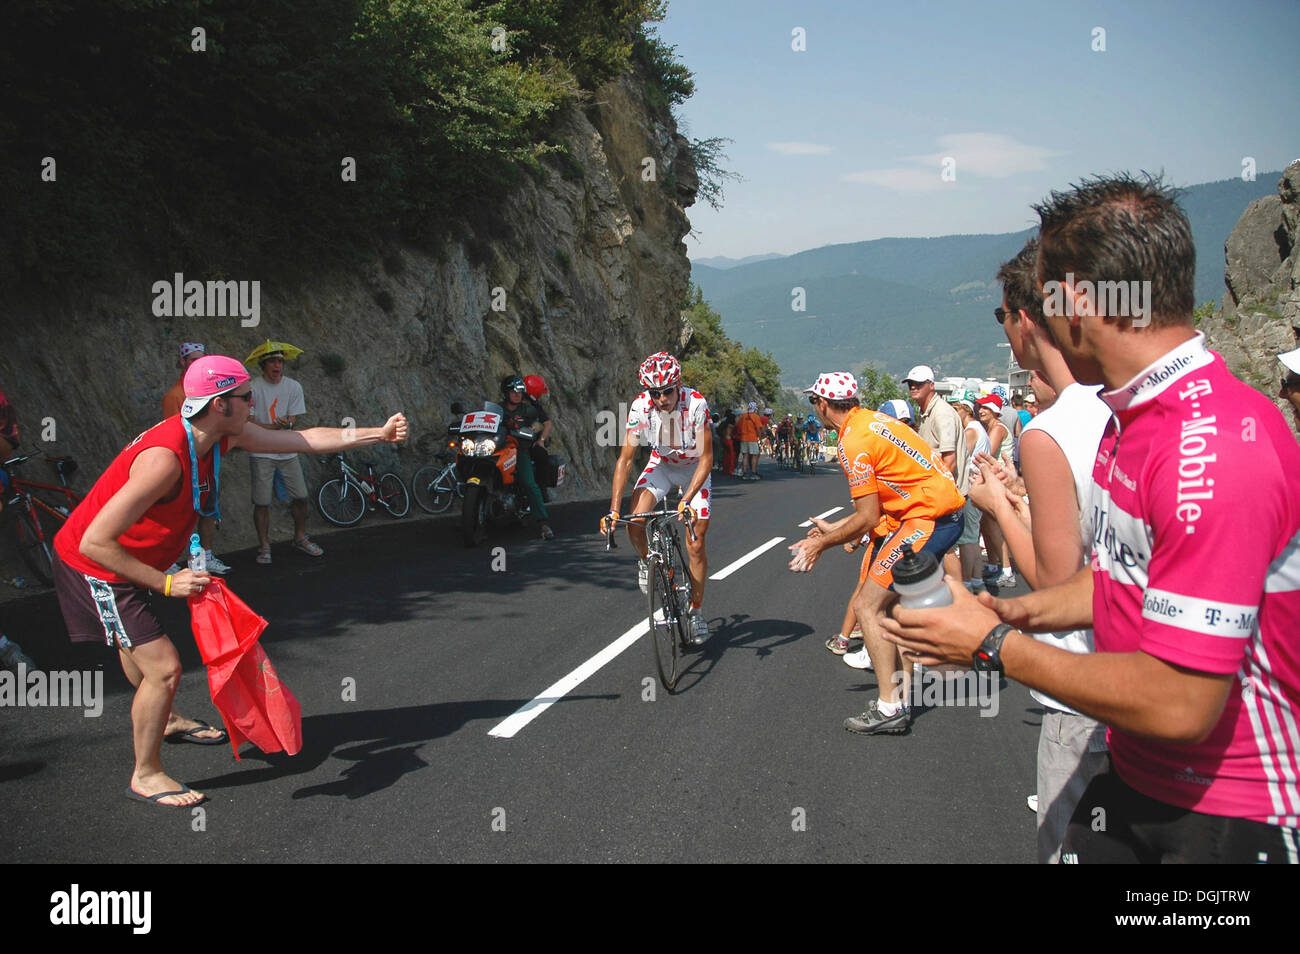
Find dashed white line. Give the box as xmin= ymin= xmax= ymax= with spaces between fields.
xmin=709 ymin=536 xmax=788 ymax=580
xmin=799 ymin=506 xmax=843 ymax=528
xmin=488 ymin=618 xmax=649 ymax=739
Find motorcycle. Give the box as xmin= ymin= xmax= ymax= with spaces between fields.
xmin=454 ymin=401 xmax=566 ymax=547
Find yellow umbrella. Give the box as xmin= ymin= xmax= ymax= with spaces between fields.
xmin=244 ymin=339 xmax=305 ymax=367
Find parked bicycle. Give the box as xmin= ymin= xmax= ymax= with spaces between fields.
xmin=2 ymin=447 xmax=83 ymax=585
xmin=316 ymin=454 xmax=410 ymax=526
xmin=604 ymin=500 xmax=698 ymax=692
xmin=410 ymin=452 xmax=464 ymax=514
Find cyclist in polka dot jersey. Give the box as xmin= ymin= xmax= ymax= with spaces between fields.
xmin=602 ymin=352 xmax=715 ymax=645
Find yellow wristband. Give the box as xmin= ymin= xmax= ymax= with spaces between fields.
xmin=164 ymin=574 xmax=173 ymax=597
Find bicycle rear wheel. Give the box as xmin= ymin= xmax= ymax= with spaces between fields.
xmin=377 ymin=473 xmax=410 ymax=517
xmin=13 ymin=505 xmax=55 ymax=585
xmin=317 ymin=478 xmax=366 ymax=526
xmin=413 ymin=464 xmax=456 ymax=514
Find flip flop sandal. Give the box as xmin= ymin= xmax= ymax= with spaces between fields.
xmin=256 ymin=546 xmax=272 ymax=564
xmin=164 ymin=719 xmax=228 ymax=745
xmin=125 ymin=784 xmax=207 ymax=807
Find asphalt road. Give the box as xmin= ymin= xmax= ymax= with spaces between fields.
xmin=0 ymin=459 xmax=1041 ymax=863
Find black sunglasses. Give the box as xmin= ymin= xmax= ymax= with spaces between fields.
xmin=225 ymin=390 xmax=254 ymax=403
xmin=994 ymin=307 xmax=1013 ymax=324
xmin=647 ymin=387 xmax=676 ymax=399
xmin=807 ymin=395 xmax=821 ymax=407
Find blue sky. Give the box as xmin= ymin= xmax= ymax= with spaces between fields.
xmin=657 ymin=0 xmax=1300 ymax=260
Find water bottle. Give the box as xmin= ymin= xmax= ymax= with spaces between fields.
xmin=891 ymin=543 xmax=959 ymax=677
xmin=187 ymin=533 xmax=205 ymax=574
xmin=891 ymin=543 xmax=952 ymax=609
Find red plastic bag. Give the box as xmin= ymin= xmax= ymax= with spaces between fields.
xmin=189 ymin=578 xmax=302 ymax=759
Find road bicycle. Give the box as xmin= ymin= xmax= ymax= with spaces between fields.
xmin=316 ymin=454 xmax=410 ymax=526
xmin=2 ymin=448 xmax=83 ymax=585
xmin=410 ymin=453 xmax=464 ymax=514
xmin=605 ymin=501 xmax=698 ymax=692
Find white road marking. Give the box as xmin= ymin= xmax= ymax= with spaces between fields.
xmin=799 ymin=506 xmax=843 ymax=528
xmin=709 ymin=536 xmax=787 ymax=580
xmin=488 ymin=618 xmax=649 ymax=739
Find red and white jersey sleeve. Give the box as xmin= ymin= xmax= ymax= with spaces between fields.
xmin=1090 ymin=334 xmax=1300 ymax=825
xmin=625 ymin=388 xmax=710 ymax=465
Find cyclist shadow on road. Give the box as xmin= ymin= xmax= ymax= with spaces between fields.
xmin=670 ymin=613 xmax=814 ymax=694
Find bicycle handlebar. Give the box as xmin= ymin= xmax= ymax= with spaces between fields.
xmin=603 ymin=501 xmax=698 ymax=550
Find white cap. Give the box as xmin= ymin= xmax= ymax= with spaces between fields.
xmin=903 ymin=365 xmax=935 ymax=384
xmin=1280 ymin=347 xmax=1300 ymax=375
xmin=748 ymin=402 xmax=758 ymax=412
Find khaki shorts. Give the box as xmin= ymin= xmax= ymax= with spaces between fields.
xmin=250 ymin=455 xmax=308 ymax=506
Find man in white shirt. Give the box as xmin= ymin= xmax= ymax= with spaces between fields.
xmin=247 ymin=346 xmax=321 ymax=563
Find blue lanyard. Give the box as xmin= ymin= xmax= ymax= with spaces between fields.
xmin=181 ymin=418 xmax=221 ymax=520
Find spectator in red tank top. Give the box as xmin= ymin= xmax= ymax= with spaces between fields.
xmin=53 ymin=356 xmax=407 ymax=808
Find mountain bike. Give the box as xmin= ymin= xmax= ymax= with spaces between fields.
xmin=3 ymin=448 xmax=83 ymax=585
xmin=411 ymin=453 xmax=464 ymax=514
xmin=316 ymin=455 xmax=410 ymax=526
xmin=605 ymin=501 xmax=698 ymax=692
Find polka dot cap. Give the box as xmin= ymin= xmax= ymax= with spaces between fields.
xmin=803 ymin=372 xmax=859 ymax=401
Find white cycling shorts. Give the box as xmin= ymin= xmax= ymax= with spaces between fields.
xmin=632 ymin=456 xmax=712 ymax=520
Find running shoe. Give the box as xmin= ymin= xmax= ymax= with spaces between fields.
xmin=689 ymin=610 xmax=709 ymax=646
xmin=998 ymin=570 xmax=1017 ymax=586
xmin=826 ymin=634 xmax=852 ymax=655
xmin=844 ymin=699 xmax=911 ymax=735
xmin=637 ymin=559 xmax=648 ymax=594
xmin=843 ymin=648 xmax=874 ymax=670
xmin=0 ymin=639 xmax=35 ymax=672
xmin=204 ymin=551 xmax=231 ymax=575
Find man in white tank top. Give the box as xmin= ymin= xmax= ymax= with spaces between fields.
xmin=978 ymin=240 xmax=1112 ymax=862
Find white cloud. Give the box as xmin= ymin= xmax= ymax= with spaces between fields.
xmin=841 ymin=167 xmax=952 ymax=192
xmin=910 ymin=133 xmax=1061 ymax=178
xmin=766 ymin=141 xmax=833 ymax=155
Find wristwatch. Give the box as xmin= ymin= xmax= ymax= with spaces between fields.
xmin=973 ymin=623 xmax=1014 ymax=672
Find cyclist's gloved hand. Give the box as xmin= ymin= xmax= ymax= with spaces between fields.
xmin=677 ymin=502 xmax=696 ymax=523
xmin=600 ymin=510 xmax=619 ymax=534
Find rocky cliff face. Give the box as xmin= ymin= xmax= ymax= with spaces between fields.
xmin=1203 ymin=160 xmax=1300 ymax=424
xmin=0 ymin=67 xmax=696 ymax=571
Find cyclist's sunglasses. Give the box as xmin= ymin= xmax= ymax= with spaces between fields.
xmin=994 ymin=307 xmax=1013 ymax=324
xmin=808 ymin=395 xmax=821 ymax=407
xmin=647 ymin=386 xmax=676 ymax=398
xmin=225 ymin=389 xmax=254 ymax=403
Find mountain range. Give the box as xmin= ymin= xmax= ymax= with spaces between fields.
xmin=691 ymin=173 xmax=1284 ymax=385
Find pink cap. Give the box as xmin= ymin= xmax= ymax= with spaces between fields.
xmin=181 ymin=355 xmax=251 ymax=418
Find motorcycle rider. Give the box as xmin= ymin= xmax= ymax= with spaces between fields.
xmin=500 ymin=374 xmax=554 ymax=540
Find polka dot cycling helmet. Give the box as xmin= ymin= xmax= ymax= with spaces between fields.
xmin=638 ymin=352 xmax=682 ymax=389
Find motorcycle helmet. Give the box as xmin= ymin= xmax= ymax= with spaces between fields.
xmin=524 ymin=374 xmax=549 ymax=398
xmin=500 ymin=374 xmax=526 ymax=398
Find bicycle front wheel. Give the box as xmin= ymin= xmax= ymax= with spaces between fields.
xmin=377 ymin=473 xmax=410 ymax=517
xmin=413 ymin=464 xmax=455 ymax=514
xmin=317 ymin=478 xmax=366 ymax=526
xmin=13 ymin=506 xmax=55 ymax=585
xmin=647 ymin=554 xmax=681 ymax=692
